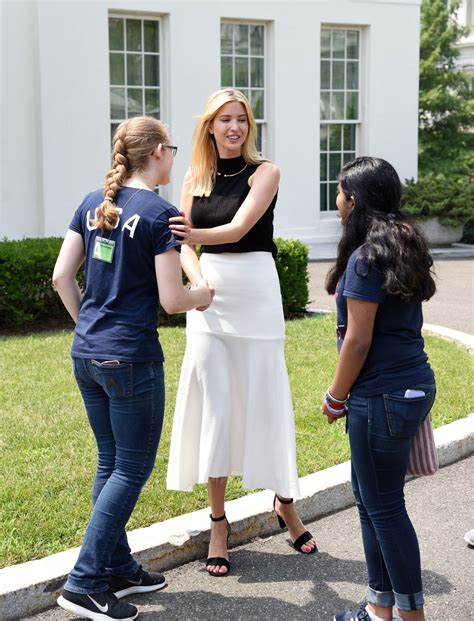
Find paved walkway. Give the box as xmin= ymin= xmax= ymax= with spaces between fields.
xmin=24 ymin=457 xmax=474 ymax=620
xmin=308 ymin=258 xmax=473 ymax=335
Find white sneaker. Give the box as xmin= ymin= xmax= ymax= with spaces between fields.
xmin=464 ymin=529 xmax=474 ymax=546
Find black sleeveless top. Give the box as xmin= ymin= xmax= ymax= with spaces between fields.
xmin=191 ymin=155 xmax=278 ymax=258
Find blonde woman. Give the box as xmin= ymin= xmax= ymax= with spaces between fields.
xmin=167 ymin=89 xmax=317 ymax=577
xmin=53 ymin=116 xmax=212 ymax=621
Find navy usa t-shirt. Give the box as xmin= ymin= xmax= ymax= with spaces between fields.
xmin=69 ymin=187 xmax=180 ymax=362
xmin=335 ymin=247 xmax=434 ymax=396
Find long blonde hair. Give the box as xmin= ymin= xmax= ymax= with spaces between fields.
xmin=93 ymin=116 xmax=168 ymax=230
xmin=189 ymin=89 xmax=263 ymax=197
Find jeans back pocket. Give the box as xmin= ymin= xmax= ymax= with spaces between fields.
xmin=383 ymin=391 xmax=434 ymax=438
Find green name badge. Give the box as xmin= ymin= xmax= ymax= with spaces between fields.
xmin=93 ymin=236 xmax=115 ymax=263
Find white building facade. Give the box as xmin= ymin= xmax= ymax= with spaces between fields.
xmin=1 ymin=0 xmax=422 ymax=258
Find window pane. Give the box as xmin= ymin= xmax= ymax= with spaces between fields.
xmin=329 ymin=124 xmax=342 ymax=150
xmin=320 ymin=183 xmax=328 ymax=211
xmin=145 ymin=89 xmax=160 ymax=117
xmin=320 ymin=60 xmax=330 ymax=90
xmin=221 ymin=56 xmax=233 ymax=86
xmin=251 ymin=89 xmax=264 ymax=119
xmin=343 ymin=124 xmax=356 ymax=150
xmin=235 ymin=57 xmax=249 ymax=87
xmin=109 ymin=18 xmax=124 ymax=51
xmin=110 ymin=88 xmax=126 ymax=119
xmin=330 ymin=153 xmax=342 ymax=180
xmin=328 ymin=183 xmax=338 ymax=210
xmin=343 ymin=151 xmax=355 ymax=165
xmin=250 ymin=25 xmax=264 ymax=55
xmin=346 ymin=92 xmax=359 ymax=120
xmin=251 ymin=57 xmax=264 ymax=87
xmin=256 ymin=122 xmax=263 ymax=153
xmin=126 ymin=19 xmax=142 ymax=52
xmin=144 ymin=21 xmax=159 ymax=53
xmin=127 ymin=54 xmax=142 ymax=86
xmin=332 ymin=60 xmax=345 ymax=90
xmin=320 ymin=153 xmax=328 ymax=181
xmin=235 ymin=24 xmax=249 ymax=54
xmin=320 ymin=92 xmax=330 ymax=120
xmin=331 ymin=92 xmax=345 ymax=119
xmin=127 ymin=88 xmax=143 ymax=116
xmin=144 ymin=55 xmax=159 ymax=86
xmin=111 ymin=122 xmax=120 ymax=145
xmin=332 ymin=31 xmax=345 ymax=58
xmin=110 ymin=53 xmax=124 ymax=85
xmin=221 ymin=23 xmax=233 ymax=54
xmin=321 ymin=29 xmax=331 ymax=58
xmin=239 ymin=89 xmax=249 ymax=101
xmin=320 ymin=124 xmax=328 ymax=151
xmin=346 ymin=61 xmax=359 ymax=90
xmin=346 ymin=30 xmax=359 ymax=59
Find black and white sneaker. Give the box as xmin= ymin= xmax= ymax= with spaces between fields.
xmin=57 ymin=587 xmax=138 ymax=620
xmin=110 ymin=565 xmax=167 ymax=599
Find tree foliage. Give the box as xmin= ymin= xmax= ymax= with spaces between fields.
xmin=419 ymin=0 xmax=474 ymax=176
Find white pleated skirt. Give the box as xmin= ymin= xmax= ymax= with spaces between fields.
xmin=166 ymin=252 xmax=301 ymax=499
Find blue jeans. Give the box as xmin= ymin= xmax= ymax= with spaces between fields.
xmin=65 ymin=357 xmax=165 ymax=594
xmin=347 ymin=383 xmax=436 ymax=612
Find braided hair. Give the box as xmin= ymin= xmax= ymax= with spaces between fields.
xmin=93 ymin=116 xmax=168 ymax=230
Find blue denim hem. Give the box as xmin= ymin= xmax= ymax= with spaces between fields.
xmin=367 ymin=586 xmax=395 ymax=607
xmin=393 ymin=589 xmax=424 ymax=611
xmin=63 ymin=581 xmax=110 ymax=595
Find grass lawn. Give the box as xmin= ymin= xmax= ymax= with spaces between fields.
xmin=0 ymin=314 xmax=472 ymax=568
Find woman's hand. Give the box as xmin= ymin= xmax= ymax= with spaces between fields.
xmin=169 ymin=211 xmax=194 ymax=245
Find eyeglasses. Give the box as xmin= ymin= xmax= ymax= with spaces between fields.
xmin=163 ymin=145 xmax=178 ymax=157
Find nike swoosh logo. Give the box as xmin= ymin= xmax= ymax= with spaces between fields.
xmin=88 ymin=595 xmax=108 ymax=613
xmin=127 ymin=578 xmax=142 ymax=585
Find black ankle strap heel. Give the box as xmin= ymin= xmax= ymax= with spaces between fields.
xmin=206 ymin=513 xmax=231 ymax=577
xmin=273 ymin=494 xmax=318 ymax=554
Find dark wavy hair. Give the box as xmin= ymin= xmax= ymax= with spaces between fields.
xmin=325 ymin=157 xmax=436 ymax=302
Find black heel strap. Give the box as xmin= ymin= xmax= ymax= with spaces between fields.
xmin=275 ymin=495 xmax=294 ymax=505
xmin=210 ymin=513 xmax=226 ymax=522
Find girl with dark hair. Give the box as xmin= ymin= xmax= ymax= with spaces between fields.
xmin=323 ymin=157 xmax=436 ymax=621
xmin=53 ymin=116 xmax=213 ymax=621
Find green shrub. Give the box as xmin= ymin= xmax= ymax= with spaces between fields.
xmin=401 ymin=174 xmax=474 ymax=228
xmin=0 ymin=237 xmax=309 ymax=329
xmin=0 ymin=238 xmax=76 ymax=328
xmin=461 ymin=217 xmax=474 ymax=244
xmin=274 ymin=237 xmax=309 ymax=316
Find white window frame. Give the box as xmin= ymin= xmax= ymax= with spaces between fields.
xmin=108 ymin=13 xmax=163 ymax=140
xmin=319 ymin=26 xmax=363 ymax=216
xmin=220 ymin=19 xmax=270 ymax=156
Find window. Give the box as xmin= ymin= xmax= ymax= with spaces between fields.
xmin=108 ymin=16 xmax=161 ymax=142
xmin=320 ymin=28 xmax=361 ymax=212
xmin=221 ymin=22 xmax=266 ymax=153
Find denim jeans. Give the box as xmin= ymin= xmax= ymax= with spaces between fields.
xmin=65 ymin=357 xmax=165 ymax=594
xmin=347 ymin=383 xmax=436 ymax=612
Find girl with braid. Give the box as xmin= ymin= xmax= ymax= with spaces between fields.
xmin=53 ymin=116 xmax=213 ymax=621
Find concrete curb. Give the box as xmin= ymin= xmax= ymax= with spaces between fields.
xmin=1 ymin=324 xmax=473 ymax=620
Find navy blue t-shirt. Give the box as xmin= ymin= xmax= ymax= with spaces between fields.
xmin=335 ymin=247 xmax=434 ymax=396
xmin=69 ymin=187 xmax=180 ymax=362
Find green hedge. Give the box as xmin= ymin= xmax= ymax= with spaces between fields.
xmin=0 ymin=237 xmax=309 ymax=329
xmin=401 ymin=174 xmax=474 ymax=228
